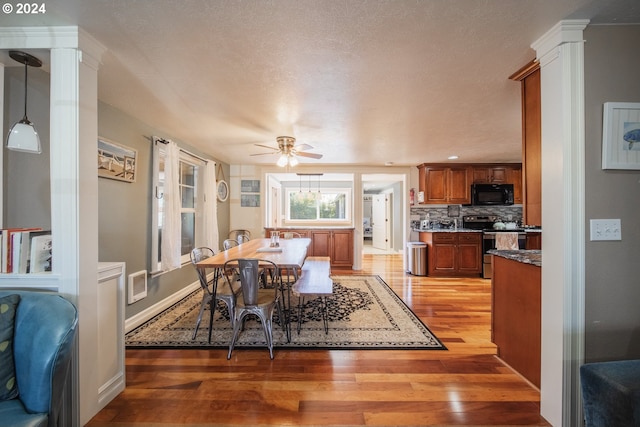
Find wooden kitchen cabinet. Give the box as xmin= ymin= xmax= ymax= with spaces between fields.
xmin=472 ymin=166 xmax=507 ymax=183
xmin=419 ymin=232 xmax=482 ymax=277
xmin=526 ymin=232 xmax=542 ymax=250
xmin=418 ymin=163 xmax=522 ymax=205
xmin=510 ymin=60 xmax=541 ymax=225
xmin=418 ymin=164 xmax=472 ymax=204
xmin=264 ymin=228 xmax=354 ymax=268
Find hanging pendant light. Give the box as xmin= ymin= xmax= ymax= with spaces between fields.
xmin=6 ymin=50 xmax=43 ymax=154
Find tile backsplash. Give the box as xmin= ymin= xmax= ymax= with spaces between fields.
xmin=410 ymin=205 xmax=523 ymax=224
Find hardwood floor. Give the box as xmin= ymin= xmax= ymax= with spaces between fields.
xmin=87 ymin=254 xmax=550 ymax=426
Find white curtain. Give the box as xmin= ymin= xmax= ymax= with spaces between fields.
xmin=203 ymin=161 xmax=220 ymax=252
xmin=161 ymin=140 xmax=182 ymax=271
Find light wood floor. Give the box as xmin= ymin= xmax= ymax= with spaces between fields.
xmin=87 ymin=254 xmax=550 ymax=427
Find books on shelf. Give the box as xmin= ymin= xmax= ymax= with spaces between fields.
xmin=0 ymin=228 xmax=51 ymax=273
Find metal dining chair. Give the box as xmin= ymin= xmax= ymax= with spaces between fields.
xmin=224 ymin=258 xmax=283 ymax=359
xmin=223 ymin=238 xmax=239 ymax=251
xmin=229 ymin=229 xmax=251 ymax=243
xmin=190 ymin=247 xmax=241 ymax=343
xmin=236 ymin=233 xmax=251 ymax=244
xmin=281 ymin=231 xmax=302 ymax=239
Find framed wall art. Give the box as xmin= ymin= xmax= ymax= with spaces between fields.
xmin=241 ymin=194 xmax=260 ymax=207
xmin=602 ymin=102 xmax=640 ymax=170
xmin=98 ymin=137 xmax=137 ymax=182
xmin=241 ymin=179 xmax=260 ymax=193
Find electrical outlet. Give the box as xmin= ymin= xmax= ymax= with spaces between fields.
xmin=590 ymin=219 xmax=622 ymax=241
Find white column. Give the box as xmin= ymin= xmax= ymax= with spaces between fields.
xmin=531 ymin=19 xmax=588 ymax=427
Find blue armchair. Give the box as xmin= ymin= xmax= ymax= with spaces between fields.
xmin=0 ymin=291 xmax=78 ymax=427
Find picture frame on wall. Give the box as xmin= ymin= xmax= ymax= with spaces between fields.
xmin=98 ymin=137 xmax=138 ymax=182
xmin=241 ymin=194 xmax=260 ymax=207
xmin=602 ymin=102 xmax=640 ymax=170
xmin=241 ymin=179 xmax=260 ymax=193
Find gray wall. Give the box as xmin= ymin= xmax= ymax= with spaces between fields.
xmin=3 ymin=66 xmax=51 ymax=229
xmin=584 ymin=24 xmax=640 ymax=362
xmin=98 ymin=102 xmax=230 ymax=319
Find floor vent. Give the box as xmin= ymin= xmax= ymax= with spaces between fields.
xmin=128 ymin=270 xmax=147 ymax=304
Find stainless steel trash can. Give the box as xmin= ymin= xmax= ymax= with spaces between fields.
xmin=406 ymin=242 xmax=427 ymax=276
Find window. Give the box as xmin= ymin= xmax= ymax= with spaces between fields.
xmin=286 ymin=188 xmax=351 ymax=222
xmin=151 ymin=140 xmax=206 ymax=273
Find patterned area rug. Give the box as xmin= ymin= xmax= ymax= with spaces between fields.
xmin=125 ymin=275 xmax=446 ymax=350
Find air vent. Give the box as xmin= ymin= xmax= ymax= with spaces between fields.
xmin=128 ymin=270 xmax=147 ymax=304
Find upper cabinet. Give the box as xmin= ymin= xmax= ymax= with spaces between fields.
xmin=510 ymin=60 xmax=541 ymax=225
xmin=417 ymin=163 xmax=522 ymax=205
xmin=419 ymin=165 xmax=472 ymax=204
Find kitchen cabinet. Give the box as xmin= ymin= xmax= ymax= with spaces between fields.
xmin=418 ymin=163 xmax=522 ymax=205
xmin=492 ymin=253 xmax=541 ymax=387
xmin=506 ymin=165 xmax=523 ymax=204
xmin=419 ymin=232 xmax=482 ymax=277
xmin=418 ymin=164 xmax=472 ymax=204
xmin=510 ymin=60 xmax=541 ymax=225
xmin=526 ymin=232 xmax=542 ymax=250
xmin=264 ymin=228 xmax=354 ymax=268
xmin=473 ymin=166 xmax=507 ymax=183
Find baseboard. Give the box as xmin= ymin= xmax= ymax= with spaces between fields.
xmin=125 ymin=281 xmax=200 ymax=333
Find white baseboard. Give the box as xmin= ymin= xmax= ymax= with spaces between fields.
xmin=124 ymin=281 xmax=200 ymax=333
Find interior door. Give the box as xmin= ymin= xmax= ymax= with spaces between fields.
xmin=372 ymin=194 xmax=390 ymax=250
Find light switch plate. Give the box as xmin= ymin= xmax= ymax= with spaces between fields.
xmin=590 ymin=219 xmax=622 ymax=241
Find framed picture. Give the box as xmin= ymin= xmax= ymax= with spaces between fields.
xmin=241 ymin=179 xmax=260 ymax=193
xmin=98 ymin=137 xmax=137 ymax=182
xmin=602 ymin=102 xmax=640 ymax=170
xmin=241 ymin=194 xmax=260 ymax=207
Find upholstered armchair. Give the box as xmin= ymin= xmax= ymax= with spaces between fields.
xmin=0 ymin=290 xmax=78 ymax=427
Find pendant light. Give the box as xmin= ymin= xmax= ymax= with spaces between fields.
xmin=6 ymin=50 xmax=43 ymax=154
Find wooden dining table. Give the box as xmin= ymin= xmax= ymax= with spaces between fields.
xmin=196 ymin=237 xmax=311 ymax=341
xmin=196 ymin=237 xmax=311 ymax=270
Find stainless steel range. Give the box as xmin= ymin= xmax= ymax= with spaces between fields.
xmin=462 ymin=215 xmax=526 ymax=279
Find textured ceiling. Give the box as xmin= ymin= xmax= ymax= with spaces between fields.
xmin=1 ymin=0 xmax=639 ymax=167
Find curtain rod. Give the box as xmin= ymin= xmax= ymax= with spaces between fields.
xmin=154 ymin=137 xmax=209 ymax=164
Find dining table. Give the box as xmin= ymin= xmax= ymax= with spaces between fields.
xmin=196 ymin=237 xmax=311 ymax=341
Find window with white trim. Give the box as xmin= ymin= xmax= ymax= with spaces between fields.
xmin=285 ymin=188 xmax=351 ymax=222
xmin=150 ymin=141 xmax=206 ymax=273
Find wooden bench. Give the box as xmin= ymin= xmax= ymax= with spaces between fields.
xmin=292 ymin=256 xmax=333 ymax=334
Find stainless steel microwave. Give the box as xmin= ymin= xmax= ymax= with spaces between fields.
xmin=471 ymin=183 xmax=514 ymax=206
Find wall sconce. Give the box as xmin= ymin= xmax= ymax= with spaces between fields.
xmin=6 ymin=50 xmax=43 ymax=154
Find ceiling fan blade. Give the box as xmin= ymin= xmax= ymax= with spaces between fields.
xmin=294 ymin=143 xmax=314 ymax=151
xmin=295 ymin=152 xmax=323 ymax=159
xmin=254 ymin=143 xmax=279 ymax=151
xmin=250 ymin=152 xmax=277 ymax=156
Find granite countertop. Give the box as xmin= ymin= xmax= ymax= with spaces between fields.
xmin=413 ymin=228 xmax=482 ymax=233
xmin=488 ymin=249 xmax=541 ymax=267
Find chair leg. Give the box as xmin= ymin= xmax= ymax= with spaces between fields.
xmin=208 ymin=297 xmax=216 ymax=344
xmin=256 ymin=309 xmax=275 ymax=359
xmin=227 ymin=311 xmax=245 ymax=359
xmin=192 ymin=295 xmax=209 ymax=340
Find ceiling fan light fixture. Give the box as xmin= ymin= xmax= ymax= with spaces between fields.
xmin=288 ymin=155 xmax=299 ymax=167
xmin=6 ymin=50 xmax=43 ymax=154
xmin=277 ymin=154 xmax=289 ymax=167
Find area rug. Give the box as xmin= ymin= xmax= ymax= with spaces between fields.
xmin=125 ymin=275 xmax=446 ymax=350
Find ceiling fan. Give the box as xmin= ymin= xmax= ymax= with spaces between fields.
xmin=251 ymin=136 xmax=323 ymax=167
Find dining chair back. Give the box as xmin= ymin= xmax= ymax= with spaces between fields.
xmin=223 ymin=239 xmax=239 ymax=250
xmin=237 ymin=234 xmax=251 ymax=244
xmin=224 ymin=258 xmax=283 ymax=359
xmin=190 ymin=247 xmax=241 ymax=343
xmin=229 ymin=229 xmax=251 ymax=243
xmin=281 ymin=231 xmax=302 ymax=239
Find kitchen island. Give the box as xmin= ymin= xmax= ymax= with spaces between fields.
xmin=418 ymin=229 xmax=483 ymax=277
xmin=490 ymin=249 xmax=541 ymax=388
